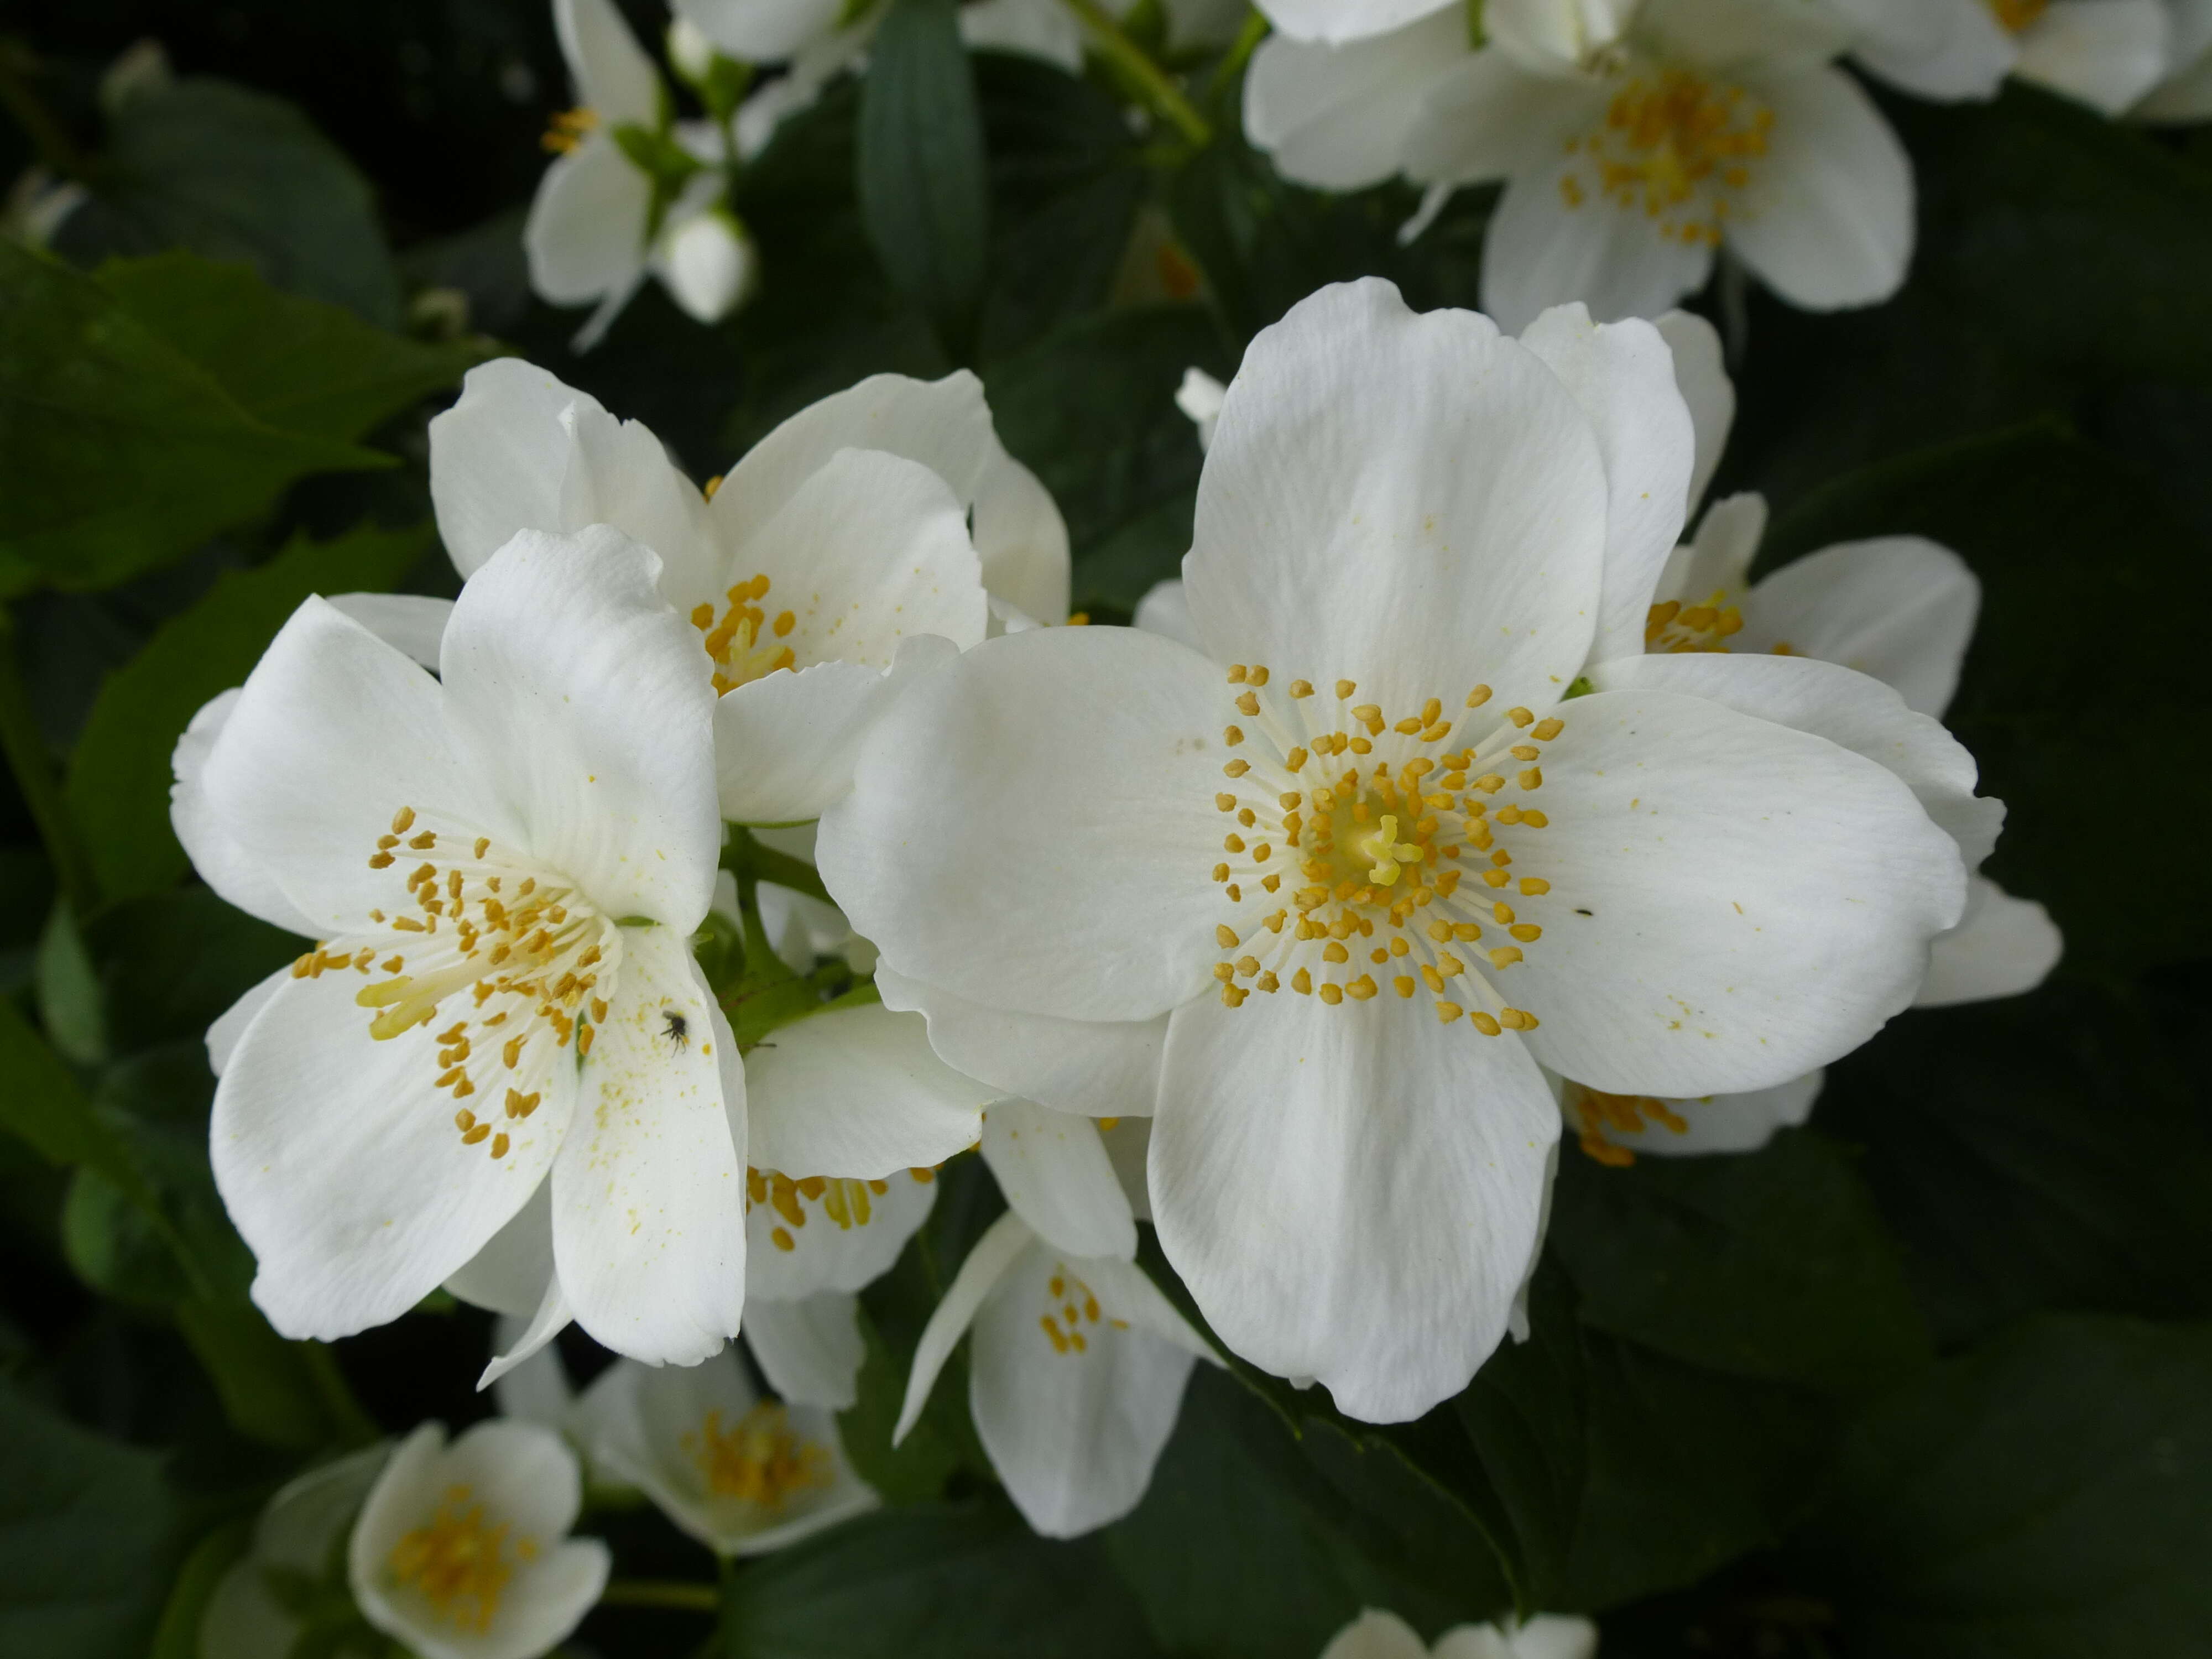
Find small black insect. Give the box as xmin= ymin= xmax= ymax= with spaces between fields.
xmin=661 ymin=1010 xmax=690 ymax=1049
xmin=1574 ymin=909 xmax=1594 ymax=916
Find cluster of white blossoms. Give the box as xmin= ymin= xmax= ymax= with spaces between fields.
xmin=179 ymin=260 xmax=2055 ymax=1647
xmin=1244 ymin=0 xmax=2212 ymax=330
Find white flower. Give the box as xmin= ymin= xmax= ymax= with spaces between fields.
xmin=200 ymin=1446 xmax=391 ymax=1659
xmin=820 ymin=279 xmax=1968 ymax=1420
xmin=2138 ymin=0 xmax=2212 ymax=117
xmin=1321 ymin=1606 xmax=1599 ymax=1659
xmin=568 ymin=1347 xmax=878 ymax=1556
xmin=1247 ymin=0 xmax=1913 ymax=331
xmin=349 ymin=1421 xmax=609 ymax=1659
xmin=1563 ymin=310 xmax=2053 ymax=1163
xmin=182 ymin=528 xmax=749 ymax=1367
xmin=1255 ymin=0 xmax=1464 ymax=46
xmin=428 ymin=358 xmax=1069 ymax=826
xmin=658 ymin=207 xmax=760 ymax=324
xmin=1838 ymin=0 xmax=2171 ymax=116
xmin=896 ymin=1104 xmax=1215 ymax=1536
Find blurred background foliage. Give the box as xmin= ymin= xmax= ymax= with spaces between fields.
xmin=0 ymin=2 xmax=2208 ymax=1656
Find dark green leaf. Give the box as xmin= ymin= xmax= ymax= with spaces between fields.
xmin=64 ymin=522 xmax=433 ymax=902
xmin=0 ymin=242 xmax=388 ymax=591
xmin=857 ymin=0 xmax=991 ymax=345
xmin=0 ymin=1380 xmax=184 ymax=1658
xmin=1803 ymin=1314 xmax=2212 ymax=1658
xmin=56 ymin=77 xmax=403 ymax=326
xmin=722 ymin=1501 xmax=1161 ymax=1658
xmin=93 ymin=255 xmax=486 ymax=443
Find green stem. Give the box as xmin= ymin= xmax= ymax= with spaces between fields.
xmin=0 ymin=610 xmax=98 ymax=918
xmin=599 ymin=1578 xmax=722 ymax=1614
xmin=1208 ymin=8 xmax=1269 ymax=102
xmin=1060 ymin=0 xmax=1212 ymax=148
xmin=0 ymin=40 xmax=89 ymax=180
xmin=721 ymin=825 xmax=833 ymax=906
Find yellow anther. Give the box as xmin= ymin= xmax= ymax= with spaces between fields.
xmin=1510 ymin=745 xmax=1540 ymax=761
xmin=1436 ymin=1001 xmax=1463 ymax=1023
xmin=1323 ymin=942 xmax=1349 ymax=964
xmin=1392 ymin=976 xmax=1416 ymax=998
xmin=1288 ymin=680 xmax=1313 ymax=698
xmin=1212 ymin=863 xmax=1230 ymax=882
xmin=391 ymin=807 xmax=416 ymax=833
xmin=1510 ymin=924 xmax=1543 ymax=942
xmin=1470 ymin=1011 xmax=1502 ymax=1035
xmin=1279 ymin=791 xmax=1302 ymax=810
xmin=1493 ymin=902 xmax=1516 ymax=924
xmin=1520 ymin=877 xmax=1551 ymax=895
xmin=1519 ymin=768 xmax=1543 ymax=790
xmin=1473 ymin=774 xmax=1505 ymax=793
xmin=1227 ymin=665 xmax=1248 ymax=683
xmin=1285 ymin=746 xmax=1308 ymax=771
xmin=1465 ymin=685 xmax=1491 ymax=708
xmin=1238 ymin=807 xmax=1256 ymax=826
xmin=1345 ymin=975 xmax=1378 ymax=1000
xmin=1217 ymin=793 xmax=1237 ymax=811
xmin=1394 ymin=715 xmax=1423 ymax=735
xmin=1235 ymin=691 xmax=1260 ymax=716
xmin=1489 ymin=946 xmax=1524 ymax=969
xmin=1248 ymin=666 xmax=1270 ymax=686
xmin=1215 ymin=925 xmax=1239 ymax=948
xmin=1521 ymin=810 xmax=1550 ymax=828
xmin=1319 ymin=983 xmax=1344 ymax=1005
xmin=1484 ymin=869 xmax=1511 ymax=888
xmin=1335 ymin=679 xmax=1356 ymax=698
xmin=1531 ymin=718 xmax=1564 ymax=741
xmin=1505 ymin=707 xmax=1533 ymax=728
xmin=1220 ymin=983 xmax=1248 ymax=1008
xmin=1237 ymin=956 xmax=1260 ymax=978
xmin=1421 ymin=722 xmax=1452 ymax=742
xmin=1224 ymin=726 xmax=1244 ymax=745
xmin=1292 ymin=968 xmax=1313 ymax=994
xmin=1224 ymin=834 xmax=1245 ymax=853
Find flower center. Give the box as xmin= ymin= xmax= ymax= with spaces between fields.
xmin=1036 ymin=1263 xmax=1129 ymax=1356
xmin=746 ymin=1165 xmax=937 ymax=1253
xmin=685 ymin=1404 xmax=833 ymax=1506
xmin=1567 ymin=1083 xmax=1689 ymax=1167
xmin=1986 ymin=0 xmax=2048 ymax=33
xmin=1561 ymin=67 xmax=1773 ymax=248
xmin=287 ymin=806 xmax=620 ymax=1160
xmin=1645 ymin=593 xmax=1801 ymax=658
xmin=1207 ymin=665 xmax=1560 ymax=1035
xmin=691 ymin=573 xmax=798 ymax=695
xmin=388 ymin=1483 xmax=535 ymax=1634
xmin=541 ymin=107 xmax=598 ymax=154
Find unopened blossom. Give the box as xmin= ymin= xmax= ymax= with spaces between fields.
xmin=183 ymin=529 xmax=749 ymax=1366
xmin=898 ymin=1103 xmax=1215 ymax=1536
xmin=570 ymin=1347 xmax=877 ymax=1555
xmin=350 ymin=1421 xmax=608 ymax=1659
xmin=1246 ymin=0 xmax=1913 ymax=330
xmin=429 ymin=358 xmax=1068 ymax=825
xmin=1837 ymin=0 xmax=2171 ymax=115
xmin=823 ymin=279 xmax=1968 ymax=1420
xmin=1563 ymin=310 xmax=2051 ymax=1163
xmin=1321 ymin=1606 xmax=1599 ymax=1659
xmin=200 ymin=1447 xmax=391 ymax=1659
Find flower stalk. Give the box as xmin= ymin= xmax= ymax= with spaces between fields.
xmin=1060 ymin=0 xmax=1213 ymax=147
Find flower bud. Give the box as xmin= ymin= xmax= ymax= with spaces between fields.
xmin=658 ymin=208 xmax=759 ymax=325
xmin=666 ymin=15 xmax=718 ymax=86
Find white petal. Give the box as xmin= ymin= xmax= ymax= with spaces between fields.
xmin=717 ymin=635 xmax=959 ymax=824
xmin=1653 ymin=310 xmax=1733 ymax=510
xmin=1916 ymin=877 xmax=2062 ymax=1007
xmin=552 ymin=924 xmax=746 ymax=1364
xmin=1151 ymin=990 xmax=1558 ymax=1423
xmin=446 ymin=1181 xmax=555 ymax=1318
xmin=744 ymin=1000 xmax=991 ymax=1178
xmin=674 ymin=0 xmax=846 ymax=60
xmin=1100 ymin=1117 xmax=1154 ymax=1222
xmin=326 ymin=593 xmax=453 ymax=670
xmin=876 ymin=964 xmax=1166 ymax=1120
xmin=213 ymin=973 xmax=573 ymax=1340
xmin=2018 ymin=0 xmax=2168 ymax=114
xmin=817 ymin=625 xmax=1232 ymax=1023
xmin=711 ymin=371 xmax=1067 ymax=627
xmin=745 ymin=1291 xmax=866 ymax=1408
xmin=258 ymin=1444 xmax=395 ymax=1573
xmin=171 ymin=692 xmax=320 ymax=937
xmin=524 ymin=139 xmax=649 ymax=306
xmin=439 ymin=526 xmax=722 ymax=930
xmin=1480 ymin=152 xmax=1714 ymax=335
xmin=1659 ymin=489 xmax=1768 ymax=604
xmin=1258 ymin=0 xmax=1457 ymax=45
xmin=1404 ymin=48 xmax=1584 ymax=187
xmin=1636 ymin=0 xmax=1853 ymax=70
xmin=1132 ymin=578 xmax=1201 ymax=650
xmin=476 ymin=1271 xmax=571 ymax=1392
xmin=555 ymin=0 xmax=660 ymax=124
xmin=206 ymin=966 xmax=288 ymax=1079
xmin=197 ymin=598 xmax=482 ymax=936
xmin=1728 ymin=66 xmax=1912 ymax=312
xmin=488 ymin=1313 xmax=576 ymax=1428
xmin=1590 ymin=650 xmax=2000 ymax=867
xmin=1498 ymin=687 xmax=1968 ymax=1097
xmin=968 ymin=1237 xmax=1203 ymax=1536
xmin=1740 ymin=535 xmax=1979 ymax=718
xmin=1846 ymin=0 xmax=2012 ymax=102
xmin=427 ymin=357 xmax=719 ymax=589
xmin=893 ymin=1210 xmax=1029 ymax=1444
xmin=1321 ymin=1609 xmax=1432 ymax=1659
xmin=1488 ymin=0 xmax=1636 ymax=70
xmin=1243 ymin=13 xmax=1472 ymax=191
xmin=1185 ymin=278 xmax=1608 ymax=719
xmin=1571 ymin=1069 xmax=1824 ymax=1159
xmin=980 ymin=1100 xmax=1136 ymax=1261
xmin=727 ymin=448 xmax=987 ymax=667
xmin=2136 ymin=0 xmax=2212 ymax=119
xmin=1499 ymin=1614 xmax=1600 ymax=1659
xmin=653 ymin=207 xmax=759 ymax=324
xmin=745 ymin=1164 xmax=940 ymax=1301
xmin=1518 ymin=305 xmax=1697 ymax=671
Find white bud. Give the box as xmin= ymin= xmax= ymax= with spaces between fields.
xmin=656 ymin=209 xmax=758 ymax=325
xmin=666 ymin=15 xmax=719 ymax=86
xmin=1175 ymin=367 xmax=1227 ymax=452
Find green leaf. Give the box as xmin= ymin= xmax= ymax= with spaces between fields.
xmin=1106 ymin=1366 xmax=1513 ymax=1657
xmin=0 ymin=1380 xmax=184 ymax=1658
xmin=93 ymin=255 xmax=486 ymax=443
xmin=1547 ymin=1129 xmax=1929 ymax=1393
xmin=55 ymin=77 xmax=403 ymax=325
xmin=64 ymin=521 xmax=433 ymax=902
xmin=1802 ymin=1314 xmax=2212 ymax=1657
xmin=0 ymin=242 xmax=389 ymax=591
xmin=147 ymin=1520 xmax=251 ymax=1659
xmin=722 ymin=1501 xmax=1162 ymax=1658
xmin=857 ymin=0 xmax=991 ymax=346
xmin=1761 ymin=424 xmax=2212 ymax=972
xmin=984 ymin=306 xmax=1229 ymax=611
